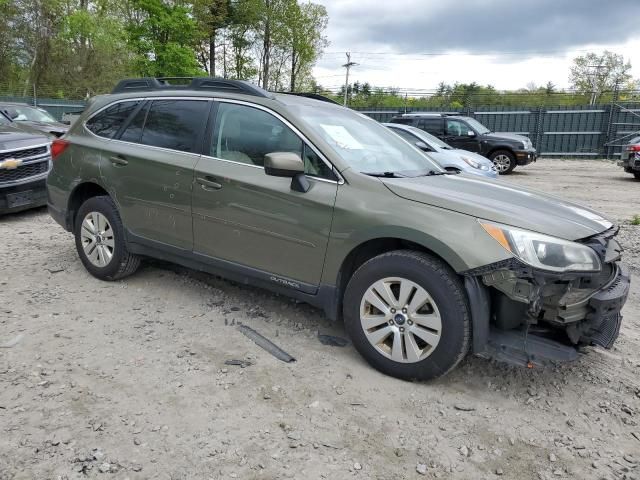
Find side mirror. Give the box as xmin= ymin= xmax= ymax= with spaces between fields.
xmin=415 ymin=141 xmax=431 ymax=152
xmin=4 ymin=108 xmax=19 ymax=120
xmin=467 ymin=130 xmax=476 ymax=137
xmin=264 ymin=152 xmax=309 ymax=193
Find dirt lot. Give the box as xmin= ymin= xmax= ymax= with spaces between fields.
xmin=1 ymin=159 xmax=639 ymax=480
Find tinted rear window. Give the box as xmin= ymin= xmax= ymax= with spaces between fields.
xmin=119 ymin=103 xmax=149 ymax=144
xmin=418 ymin=117 xmax=443 ymax=134
xmin=139 ymin=100 xmax=209 ymax=153
xmin=86 ymin=101 xmax=140 ymax=138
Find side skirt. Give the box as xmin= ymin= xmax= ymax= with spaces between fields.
xmin=125 ymin=231 xmax=340 ymax=320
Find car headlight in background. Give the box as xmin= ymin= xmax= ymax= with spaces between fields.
xmin=479 ymin=221 xmax=602 ymax=273
xmin=461 ymin=156 xmax=490 ymax=171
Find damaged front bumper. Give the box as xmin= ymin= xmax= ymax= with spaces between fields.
xmin=463 ymin=228 xmax=630 ymax=367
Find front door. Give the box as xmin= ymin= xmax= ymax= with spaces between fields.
xmin=100 ymin=98 xmax=211 ymax=250
xmin=192 ymin=101 xmax=338 ymax=288
xmin=444 ymin=118 xmax=481 ymax=152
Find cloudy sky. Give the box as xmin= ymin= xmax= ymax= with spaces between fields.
xmin=312 ymin=0 xmax=640 ymax=93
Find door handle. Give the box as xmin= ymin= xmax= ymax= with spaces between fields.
xmin=197 ymin=176 xmax=222 ymax=190
xmin=109 ymin=155 xmax=128 ymax=167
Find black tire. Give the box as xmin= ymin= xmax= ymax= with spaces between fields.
xmin=343 ymin=250 xmax=470 ymax=381
xmin=74 ymin=195 xmax=140 ymax=281
xmin=634 ymin=172 xmax=640 ymax=180
xmin=489 ymin=150 xmax=517 ymax=175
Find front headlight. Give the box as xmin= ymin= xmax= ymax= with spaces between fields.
xmin=461 ymin=156 xmax=481 ymax=169
xmin=480 ymin=221 xmax=601 ymax=272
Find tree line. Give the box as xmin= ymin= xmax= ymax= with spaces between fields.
xmin=323 ymin=51 xmax=640 ymax=108
xmin=0 ymin=0 xmax=328 ymax=98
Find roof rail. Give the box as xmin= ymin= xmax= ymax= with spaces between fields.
xmin=274 ymin=92 xmax=341 ymax=105
xmin=111 ymin=77 xmax=272 ymax=98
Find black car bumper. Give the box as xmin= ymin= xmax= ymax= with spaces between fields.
xmin=619 ymin=154 xmax=640 ymax=173
xmin=0 ymin=179 xmax=47 ymax=214
xmin=466 ymin=256 xmax=630 ymax=367
xmin=578 ymin=263 xmax=630 ymax=349
xmin=514 ymin=149 xmax=537 ymax=166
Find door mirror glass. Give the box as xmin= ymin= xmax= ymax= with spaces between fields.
xmin=5 ymin=108 xmax=19 ymax=120
xmin=467 ymin=130 xmax=476 ymax=137
xmin=264 ymin=152 xmax=305 ymax=177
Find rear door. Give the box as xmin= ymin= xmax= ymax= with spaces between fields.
xmin=100 ymin=98 xmax=211 ymax=250
xmin=417 ymin=117 xmax=444 ymax=138
xmin=191 ymin=100 xmax=338 ymax=288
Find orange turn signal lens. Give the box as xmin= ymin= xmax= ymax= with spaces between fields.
xmin=480 ymin=222 xmax=512 ymax=253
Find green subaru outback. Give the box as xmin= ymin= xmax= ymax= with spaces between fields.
xmin=47 ymin=78 xmax=630 ymax=380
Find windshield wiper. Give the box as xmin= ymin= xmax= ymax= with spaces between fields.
xmin=362 ymin=171 xmax=408 ymax=178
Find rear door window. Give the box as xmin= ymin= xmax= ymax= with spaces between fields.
xmin=86 ymin=101 xmax=140 ymax=138
xmin=139 ymin=99 xmax=210 ymax=153
xmin=418 ymin=118 xmax=443 ymax=136
xmin=118 ymin=103 xmax=149 ymax=144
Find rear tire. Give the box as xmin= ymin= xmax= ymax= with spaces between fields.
xmin=490 ymin=150 xmax=516 ymax=174
xmin=74 ymin=195 xmax=140 ymax=281
xmin=634 ymin=172 xmax=640 ymax=180
xmin=343 ymin=250 xmax=470 ymax=381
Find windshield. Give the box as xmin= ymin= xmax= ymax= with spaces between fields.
xmin=6 ymin=105 xmax=57 ymax=123
xmin=404 ymin=126 xmax=452 ymax=149
xmin=463 ymin=117 xmax=490 ymax=134
xmin=295 ymin=105 xmax=442 ymax=176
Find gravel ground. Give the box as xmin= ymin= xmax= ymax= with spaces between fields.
xmin=1 ymin=158 xmax=639 ymax=480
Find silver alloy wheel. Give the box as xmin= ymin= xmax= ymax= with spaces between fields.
xmin=80 ymin=212 xmax=115 ymax=268
xmin=359 ymin=277 xmax=442 ymax=363
xmin=492 ymin=154 xmax=512 ymax=173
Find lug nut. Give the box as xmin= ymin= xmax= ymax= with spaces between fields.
xmin=390 ymin=308 xmax=396 ymax=314
xmin=407 ymin=320 xmax=413 ymax=325
xmin=388 ymin=320 xmax=394 ymax=325
xmin=399 ymin=327 xmax=405 ymax=333
xmin=402 ymin=308 xmax=407 ymax=313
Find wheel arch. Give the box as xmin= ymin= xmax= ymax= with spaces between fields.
xmin=487 ymin=146 xmax=516 ymax=158
xmin=66 ymin=181 xmax=111 ymax=230
xmin=325 ymin=231 xmax=468 ymax=322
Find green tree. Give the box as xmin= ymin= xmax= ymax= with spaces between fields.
xmin=570 ymin=51 xmax=633 ymax=104
xmin=283 ymin=0 xmax=327 ymax=91
xmin=192 ymin=0 xmax=231 ymax=76
xmin=126 ymin=0 xmax=204 ymax=77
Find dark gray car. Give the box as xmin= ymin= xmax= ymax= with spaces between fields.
xmin=0 ymin=102 xmax=68 ymax=138
xmin=619 ymin=135 xmax=640 ymax=180
xmin=0 ymin=113 xmax=52 ymax=214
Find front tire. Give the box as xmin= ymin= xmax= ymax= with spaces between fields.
xmin=490 ymin=150 xmax=516 ymax=174
xmin=634 ymin=172 xmax=640 ymax=180
xmin=343 ymin=250 xmax=470 ymax=381
xmin=74 ymin=195 xmax=140 ymax=281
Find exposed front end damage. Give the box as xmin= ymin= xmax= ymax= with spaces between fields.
xmin=464 ymin=227 xmax=630 ymax=367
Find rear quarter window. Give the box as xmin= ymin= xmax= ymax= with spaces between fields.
xmin=85 ymin=101 xmax=140 ymax=138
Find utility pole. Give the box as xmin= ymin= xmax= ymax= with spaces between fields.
xmin=342 ymin=52 xmax=357 ymax=107
xmin=586 ymin=64 xmax=606 ymax=106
